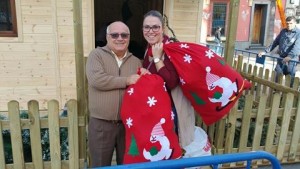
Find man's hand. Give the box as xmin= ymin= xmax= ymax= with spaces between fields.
xmin=139 ymin=68 xmax=151 ymax=75
xmin=258 ymin=52 xmax=266 ymax=57
xmin=283 ymin=56 xmax=292 ymax=63
xmin=126 ymin=74 xmax=140 ymax=85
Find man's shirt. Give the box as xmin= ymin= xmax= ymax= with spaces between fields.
xmin=265 ymin=27 xmax=300 ymax=60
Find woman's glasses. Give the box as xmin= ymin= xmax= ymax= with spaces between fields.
xmin=143 ymin=25 xmax=161 ymax=32
xmin=108 ymin=33 xmax=130 ymax=39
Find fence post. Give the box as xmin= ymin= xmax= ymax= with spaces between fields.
xmin=67 ymin=99 xmax=79 ymax=169
xmin=48 ymin=100 xmax=61 ymax=169
xmin=8 ymin=100 xmax=25 ymax=169
xmin=28 ymin=100 xmax=43 ymax=168
xmin=0 ymin=115 xmax=5 ymax=169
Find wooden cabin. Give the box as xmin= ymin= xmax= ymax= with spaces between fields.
xmin=0 ymin=0 xmax=289 ymax=111
xmin=0 ymin=0 xmax=205 ymax=112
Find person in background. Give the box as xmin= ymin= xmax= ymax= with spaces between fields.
xmin=259 ymin=16 xmax=300 ymax=87
xmin=86 ymin=21 xmax=142 ymax=167
xmin=214 ymin=26 xmax=222 ymax=55
xmin=139 ymin=10 xmax=195 ymax=152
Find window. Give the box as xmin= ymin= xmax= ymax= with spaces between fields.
xmin=0 ymin=0 xmax=17 ymax=37
xmin=212 ymin=3 xmax=227 ymax=36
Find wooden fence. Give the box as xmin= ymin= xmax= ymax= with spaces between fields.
xmin=196 ymin=55 xmax=300 ymax=168
xmin=0 ymin=99 xmax=86 ymax=169
xmin=1 ymin=55 xmax=300 ymax=168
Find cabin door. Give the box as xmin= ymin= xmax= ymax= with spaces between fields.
xmin=251 ymin=4 xmax=267 ymax=44
xmin=94 ymin=0 xmax=164 ymax=59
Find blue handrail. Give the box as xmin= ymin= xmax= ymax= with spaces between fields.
xmin=97 ymin=151 xmax=281 ymax=169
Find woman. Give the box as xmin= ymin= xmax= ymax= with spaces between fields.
xmin=141 ymin=10 xmax=179 ymax=90
xmin=140 ymin=10 xmax=195 ymax=148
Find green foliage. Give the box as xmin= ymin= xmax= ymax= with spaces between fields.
xmin=233 ymin=118 xmax=269 ymax=148
xmin=237 ymin=95 xmax=245 ymax=110
xmin=2 ymin=110 xmax=69 ymax=164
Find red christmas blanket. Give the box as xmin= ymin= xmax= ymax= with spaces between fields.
xmin=121 ymin=74 xmax=182 ymax=164
xmin=163 ymin=42 xmax=251 ymax=125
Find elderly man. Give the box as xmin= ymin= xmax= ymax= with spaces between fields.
xmin=86 ymin=21 xmax=142 ymax=167
xmin=259 ymin=16 xmax=300 ymax=86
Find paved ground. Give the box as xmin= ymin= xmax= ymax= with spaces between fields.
xmin=260 ymin=163 xmax=300 ymax=168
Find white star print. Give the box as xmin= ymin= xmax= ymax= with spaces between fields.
xmin=180 ymin=43 xmax=189 ymax=48
xmin=127 ymin=88 xmax=134 ymax=95
xmin=183 ymin=54 xmax=192 ymax=63
xmin=171 ymin=111 xmax=175 ymax=120
xmin=180 ymin=77 xmax=186 ymax=85
xmin=126 ymin=117 xmax=133 ymax=128
xmin=205 ymin=49 xmax=214 ymax=59
xmin=147 ymin=96 xmax=157 ymax=107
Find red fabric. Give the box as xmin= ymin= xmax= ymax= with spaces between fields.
xmin=163 ymin=42 xmax=251 ymax=125
xmin=121 ymin=74 xmax=182 ymax=164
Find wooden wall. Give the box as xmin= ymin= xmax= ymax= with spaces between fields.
xmin=0 ymin=0 xmax=200 ymax=112
xmin=164 ymin=0 xmax=202 ymax=43
xmin=0 ymin=0 xmax=93 ymax=111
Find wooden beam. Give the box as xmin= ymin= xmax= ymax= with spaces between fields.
xmin=72 ymin=0 xmax=87 ymax=160
xmin=224 ymin=0 xmax=240 ymax=66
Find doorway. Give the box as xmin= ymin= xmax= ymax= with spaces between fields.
xmin=251 ymin=4 xmax=267 ymax=45
xmin=94 ymin=0 xmax=164 ymax=59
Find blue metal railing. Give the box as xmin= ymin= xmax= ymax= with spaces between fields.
xmin=98 ymin=151 xmax=281 ymax=169
xmin=205 ymin=43 xmax=300 ymax=79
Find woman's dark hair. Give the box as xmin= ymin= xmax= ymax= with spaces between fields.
xmin=143 ymin=10 xmax=164 ymax=26
xmin=143 ymin=10 xmax=179 ymax=41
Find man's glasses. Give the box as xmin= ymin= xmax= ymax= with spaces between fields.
xmin=143 ymin=25 xmax=161 ymax=32
xmin=108 ymin=33 xmax=130 ymax=39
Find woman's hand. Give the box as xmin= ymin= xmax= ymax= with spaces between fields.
xmin=152 ymin=42 xmax=163 ymax=58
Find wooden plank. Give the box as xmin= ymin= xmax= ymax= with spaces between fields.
xmin=263 ymin=69 xmax=271 ymax=106
xmin=0 ymin=51 xmax=53 ymax=60
xmin=8 ymin=101 xmax=25 ymax=169
xmin=48 ymin=100 xmax=61 ymax=169
xmin=252 ymin=95 xmax=267 ymax=150
xmin=0 ymin=119 xmax=5 ymax=169
xmin=292 ymin=78 xmax=299 ymax=107
xmin=262 ymin=69 xmax=269 ymax=94
xmin=67 ymin=99 xmax=79 ymax=169
xmin=288 ymin=94 xmax=300 ymax=160
xmin=21 ymin=6 xmax=52 ymax=15
xmin=277 ymin=93 xmax=294 ymax=160
xmin=224 ymin=103 xmax=238 ymax=154
xmin=241 ymin=72 xmax=300 ymax=96
xmin=215 ymin=118 xmax=226 ymax=150
xmin=238 ymin=94 xmax=253 ymax=152
xmin=5 ymin=159 xmax=86 ymax=169
xmin=23 ymin=34 xmax=54 ymax=43
xmin=251 ymin=65 xmax=258 ymax=96
xmin=28 ymin=100 xmax=44 ymax=169
xmin=20 ymin=0 xmax=51 ymax=6
xmin=1 ymin=116 xmax=86 ymax=130
xmin=255 ymin=67 xmax=263 ymax=101
xmin=0 ymin=77 xmax=56 ymax=87
xmin=265 ymin=93 xmax=280 ymax=153
xmin=23 ymin=24 xmax=53 ymax=34
xmin=207 ymin=123 xmax=215 ymax=144
xmin=22 ymin=15 xmax=53 ymax=25
xmin=0 ymin=43 xmax=52 ymax=52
